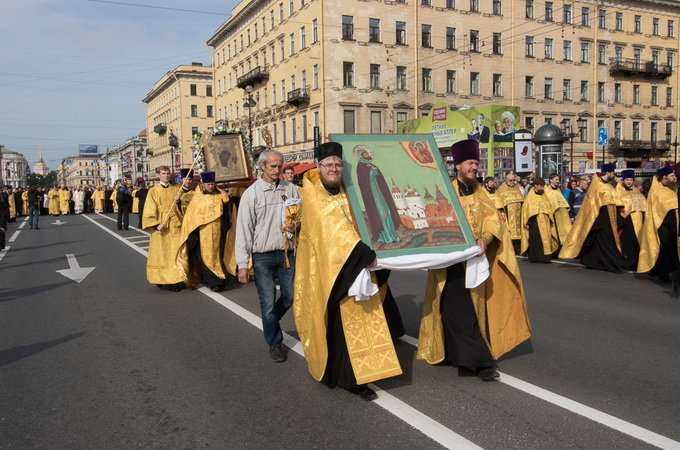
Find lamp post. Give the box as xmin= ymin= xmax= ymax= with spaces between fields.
xmin=560 ymin=117 xmax=587 ymax=174
xmin=244 ymin=85 xmax=256 ymax=154
xmin=666 ymin=131 xmax=679 ymax=163
xmin=168 ymin=130 xmax=179 ymax=175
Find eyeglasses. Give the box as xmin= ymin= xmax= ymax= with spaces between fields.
xmin=319 ymin=163 xmax=343 ymax=170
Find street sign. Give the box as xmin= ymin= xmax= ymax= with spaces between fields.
xmin=598 ymin=127 xmax=609 ymax=146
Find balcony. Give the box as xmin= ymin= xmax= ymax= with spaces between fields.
xmin=237 ymin=66 xmax=269 ymax=89
xmin=609 ymin=58 xmax=672 ymax=79
xmin=287 ymin=87 xmax=310 ymax=106
xmin=607 ymin=137 xmax=671 ymax=156
xmin=153 ymin=124 xmax=167 ymax=134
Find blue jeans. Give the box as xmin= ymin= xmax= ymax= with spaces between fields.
xmin=28 ymin=206 xmax=39 ymax=227
xmin=252 ymin=250 xmax=295 ymax=346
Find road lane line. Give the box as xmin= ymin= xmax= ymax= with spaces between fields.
xmin=8 ymin=230 xmax=20 ymax=242
xmin=86 ymin=213 xmax=679 ymax=449
xmin=95 ymin=213 xmax=151 ymax=236
xmin=0 ymin=246 xmax=10 ymax=263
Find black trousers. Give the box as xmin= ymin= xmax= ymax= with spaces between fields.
xmin=117 ymin=206 xmax=130 ymax=229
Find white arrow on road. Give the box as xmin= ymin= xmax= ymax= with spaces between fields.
xmin=52 ymin=220 xmax=66 ymax=225
xmin=56 ymin=254 xmax=95 ymax=283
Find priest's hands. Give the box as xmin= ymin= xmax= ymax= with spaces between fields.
xmin=368 ymin=258 xmax=378 ymax=268
xmin=156 ymin=224 xmax=165 ymax=232
xmin=476 ymin=237 xmax=487 ymax=256
xmin=238 ymin=268 xmax=250 ymax=284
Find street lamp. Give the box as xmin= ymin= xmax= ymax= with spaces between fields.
xmin=560 ymin=117 xmax=587 ymax=174
xmin=168 ymin=130 xmax=179 ymax=175
xmin=244 ymin=85 xmax=256 ymax=154
xmin=666 ymin=130 xmax=679 ymax=163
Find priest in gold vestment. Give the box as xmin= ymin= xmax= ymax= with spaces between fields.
xmin=142 ymin=165 xmax=186 ymax=291
xmin=545 ymin=173 xmax=573 ymax=253
xmin=294 ymin=142 xmax=402 ymax=401
xmin=616 ymin=169 xmax=647 ymax=270
xmin=496 ymin=172 xmax=524 ymax=253
xmin=637 ymin=166 xmax=680 ymax=295
xmin=48 ymin=186 xmax=60 ymax=215
xmin=521 ymin=177 xmax=558 ymax=263
xmin=417 ymin=140 xmax=531 ymax=382
xmin=559 ymin=164 xmax=631 ymax=273
xmin=58 ymin=186 xmax=70 ymax=215
xmin=6 ymin=186 xmax=17 ymax=222
xmin=176 ymin=171 xmax=232 ymax=292
xmin=92 ymin=186 xmax=105 ymax=213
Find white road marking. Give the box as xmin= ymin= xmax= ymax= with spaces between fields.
xmin=84 ymin=214 xmax=680 ymax=449
xmin=56 ymin=254 xmax=95 ymax=283
xmin=0 ymin=246 xmax=10 ymax=263
xmin=8 ymin=230 xmax=20 ymax=242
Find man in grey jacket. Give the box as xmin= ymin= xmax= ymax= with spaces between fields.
xmin=235 ymin=149 xmax=300 ymax=362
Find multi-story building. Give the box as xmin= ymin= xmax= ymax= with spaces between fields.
xmin=0 ymin=146 xmax=29 ymax=188
xmin=103 ymin=131 xmax=148 ymax=184
xmin=207 ymin=0 xmax=680 ymax=170
xmin=57 ymin=156 xmax=107 ymax=187
xmin=33 ymin=146 xmax=50 ymax=176
xmin=142 ymin=63 xmax=214 ymax=174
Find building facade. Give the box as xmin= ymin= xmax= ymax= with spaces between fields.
xmin=1 ymin=146 xmax=29 ymax=188
xmin=207 ymin=0 xmax=680 ymax=170
xmin=58 ymin=156 xmax=107 ymax=187
xmin=33 ymin=146 xmax=50 ymax=176
xmin=142 ymin=63 xmax=214 ymax=174
xmin=103 ymin=131 xmax=148 ymax=185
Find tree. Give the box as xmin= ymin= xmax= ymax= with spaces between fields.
xmin=26 ymin=171 xmax=58 ymax=187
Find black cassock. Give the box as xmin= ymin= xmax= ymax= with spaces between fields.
xmin=580 ymin=206 xmax=632 ymax=271
xmin=650 ymin=210 xmax=680 ymax=281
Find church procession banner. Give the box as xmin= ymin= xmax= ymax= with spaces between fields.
xmin=397 ymin=102 xmax=522 ymax=177
xmin=331 ymin=133 xmax=476 ymax=259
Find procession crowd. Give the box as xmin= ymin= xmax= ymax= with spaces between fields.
xmin=1 ymin=138 xmax=677 ymax=403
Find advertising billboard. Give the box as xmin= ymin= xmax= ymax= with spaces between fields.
xmin=79 ymin=144 xmax=98 ymax=156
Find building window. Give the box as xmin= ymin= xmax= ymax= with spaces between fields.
xmin=526 ymin=0 xmax=534 ymax=19
xmin=282 ymin=120 xmax=287 ymax=144
xmin=369 ymin=18 xmax=380 ymax=43
xmin=651 ymin=122 xmax=658 ymax=142
xmin=493 ymin=32 xmax=501 ymax=54
xmin=668 ymin=52 xmax=675 ymax=69
xmin=370 ymin=111 xmax=382 ymax=133
xmin=397 ymin=66 xmax=407 ymax=89
xmin=447 ymin=28 xmax=456 ymax=50
xmin=397 ymin=112 xmax=408 ymax=130
xmin=581 ymin=42 xmax=589 ymax=62
xmin=544 ymin=78 xmax=553 ymax=99
xmin=290 ymin=75 xmax=296 ymax=92
xmin=446 ymin=0 xmax=455 ymax=8
xmin=493 ymin=73 xmax=502 ymax=96
xmin=422 ymin=0 xmax=431 ymax=5
xmin=666 ymin=122 xmax=673 ymax=141
xmin=470 ymin=72 xmax=480 ymax=94
xmin=580 ymin=80 xmax=589 ymax=101
xmin=370 ymin=64 xmax=381 ymax=88
xmin=632 ymin=121 xmax=640 ymax=140
xmin=492 ymin=0 xmax=501 ymax=15
xmin=633 ymin=48 xmax=641 ymax=69
xmin=344 ymin=110 xmax=355 ymax=133
xmin=313 ymin=64 xmax=319 ymax=89
xmin=272 ymin=84 xmax=277 ymax=104
xmin=667 ymin=87 xmax=674 ymax=107
xmin=396 ymin=22 xmax=406 ymax=45
xmin=633 ymin=85 xmax=640 ymax=104
xmin=191 ymin=105 xmax=198 ymax=117
xmin=422 ymin=24 xmax=432 ymax=48
xmin=422 ymin=68 xmax=432 ymax=91
xmin=634 ymin=15 xmax=641 ymax=33
xmin=281 ymin=80 xmax=286 ymax=102
xmin=525 ymin=76 xmax=534 ymax=97
xmin=581 ymin=7 xmax=589 ymax=26
xmin=271 ymin=10 xmax=275 ymax=28
xmin=615 ymin=12 xmax=623 ymax=31
xmin=652 ymin=50 xmax=659 ymax=69
xmin=614 ymin=83 xmax=622 ymax=103
xmin=598 ymin=44 xmax=606 ymax=64
xmin=289 ymin=33 xmax=295 ymax=55
xmin=300 ymin=26 xmax=306 ymax=49
xmin=312 ymin=19 xmax=318 ymax=43
xmin=525 ymin=36 xmax=534 ymax=57
xmin=563 ymin=4 xmax=572 ymax=24
xmin=545 ymin=2 xmax=553 ymax=21
xmin=470 ymin=30 xmax=480 ymax=51
xmin=614 ymin=120 xmax=622 ymax=139
xmin=615 ymin=46 xmax=623 ymax=63
xmin=207 ymin=105 xmax=214 ymax=117
xmin=545 ymin=38 xmax=553 ymax=59
xmin=447 ymin=70 xmax=457 ymax=93
xmin=280 ymin=39 xmax=285 ymax=60
xmin=669 ymin=20 xmax=675 ymax=38
xmin=192 ymin=127 xmax=199 ymax=136
xmin=190 ymin=84 xmax=197 ymax=96
xmin=272 ymin=123 xmax=278 ymax=146
xmin=653 ymin=18 xmax=660 ymax=35
xmin=597 ymin=82 xmax=605 ymax=102
xmin=563 ymin=79 xmax=571 ymax=100
xmin=342 ymin=15 xmax=354 ymax=40
xmin=598 ymin=9 xmax=606 ymax=29
xmin=563 ymin=40 xmax=572 ymax=60
xmin=651 ymin=86 xmax=658 ymax=106
xmin=290 ymin=117 xmax=296 ymax=143
xmin=206 ymin=85 xmax=213 ymax=96
xmin=343 ymin=62 xmax=354 ymax=87
xmin=470 ymin=0 xmax=479 ymax=12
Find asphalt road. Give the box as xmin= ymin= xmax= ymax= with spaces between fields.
xmin=1 ymin=213 xmax=679 ymax=449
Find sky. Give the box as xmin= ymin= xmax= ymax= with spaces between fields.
xmin=0 ymin=0 xmax=239 ymax=171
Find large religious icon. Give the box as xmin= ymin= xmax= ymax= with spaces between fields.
xmin=332 ymin=133 xmax=476 ymax=258
xmin=203 ymin=133 xmax=252 ymax=183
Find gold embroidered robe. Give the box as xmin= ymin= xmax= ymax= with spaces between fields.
xmin=58 ymin=189 xmax=70 ymax=213
xmin=544 ymin=186 xmax=572 ymax=244
xmin=294 ymin=169 xmax=402 ymax=385
xmin=417 ymin=183 xmax=531 ymax=363
xmin=521 ymin=189 xmax=559 ymax=256
xmin=21 ymin=191 xmax=28 ymax=215
xmin=92 ymin=188 xmax=105 ymax=212
xmin=637 ymin=181 xmax=679 ymax=274
xmin=132 ymin=189 xmax=140 ymax=213
xmin=496 ymin=182 xmax=524 ymax=239
xmin=142 ymin=184 xmax=184 ymax=284
xmin=48 ymin=188 xmax=60 ymax=215
xmin=616 ymin=182 xmax=647 ymax=242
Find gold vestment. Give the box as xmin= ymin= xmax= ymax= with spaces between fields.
xmin=637 ymin=181 xmax=679 ymax=273
xmin=132 ymin=189 xmax=139 ymax=213
xmin=294 ymin=169 xmax=402 ymax=385
xmin=21 ymin=191 xmax=28 ymax=215
xmin=8 ymin=193 xmax=16 ymax=219
xmin=417 ymin=183 xmax=531 ymax=363
xmin=544 ymin=186 xmax=572 ymax=244
xmin=142 ymin=185 xmax=184 ymax=285
xmin=616 ymin=182 xmax=647 ymax=242
xmin=559 ymin=175 xmax=624 ymax=259
xmin=521 ymin=189 xmax=558 ymax=256
xmin=58 ymin=189 xmax=70 ymax=213
xmin=496 ymin=182 xmax=524 ymax=239
xmin=91 ymin=189 xmax=105 ymax=212
xmin=48 ymin=189 xmax=60 ymax=215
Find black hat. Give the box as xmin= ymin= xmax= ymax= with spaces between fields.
xmin=620 ymin=169 xmax=635 ymax=180
xmin=316 ymin=142 xmax=342 ymax=162
xmin=657 ymin=165 xmax=673 ymax=177
xmin=600 ymin=163 xmax=616 ymax=173
xmin=179 ymin=168 xmax=194 ymax=180
xmin=450 ymin=139 xmax=480 ymax=165
xmin=200 ymin=171 xmax=216 ymax=183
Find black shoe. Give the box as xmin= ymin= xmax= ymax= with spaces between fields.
xmin=211 ymin=285 xmax=223 ymax=292
xmin=29 ymin=226 xmax=33 ymax=229
xmin=117 ymin=228 xmax=122 ymax=230
xmin=124 ymin=228 xmax=129 ymax=230
xmin=269 ymin=344 xmax=287 ymax=362
xmin=348 ymin=386 xmax=377 ymax=401
xmin=34 ymin=227 xmax=39 ymax=230
xmin=477 ymin=367 xmax=500 ymax=381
